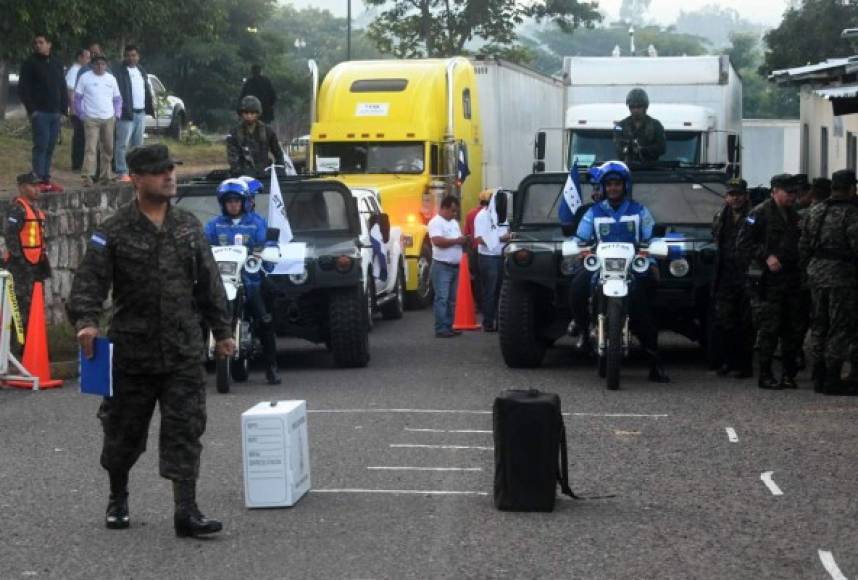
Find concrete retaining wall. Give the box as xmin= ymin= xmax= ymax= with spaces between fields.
xmin=0 ymin=184 xmax=136 ymax=324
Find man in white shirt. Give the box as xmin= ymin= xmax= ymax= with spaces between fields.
xmin=474 ymin=189 xmax=510 ymax=332
xmin=428 ymin=195 xmax=468 ymax=338
xmin=114 ymin=45 xmax=154 ymax=182
xmin=66 ymin=48 xmax=90 ymax=171
xmin=75 ymin=54 xmax=121 ymax=185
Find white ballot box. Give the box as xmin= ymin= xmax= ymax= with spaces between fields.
xmin=241 ymin=400 xmax=311 ymax=508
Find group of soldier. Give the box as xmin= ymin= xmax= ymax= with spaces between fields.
xmin=712 ymin=170 xmax=858 ymax=396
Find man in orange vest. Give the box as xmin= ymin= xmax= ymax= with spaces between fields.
xmin=4 ymin=173 xmax=51 ymax=331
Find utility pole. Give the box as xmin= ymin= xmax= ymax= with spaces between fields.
xmin=347 ymin=0 xmax=352 ymax=61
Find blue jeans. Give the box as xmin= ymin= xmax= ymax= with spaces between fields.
xmin=479 ymin=255 xmax=504 ymax=327
xmin=31 ymin=111 xmax=61 ymax=180
xmin=431 ymin=260 xmax=459 ymax=334
xmin=114 ymin=112 xmax=146 ymax=176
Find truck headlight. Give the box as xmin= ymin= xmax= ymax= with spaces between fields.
xmin=289 ymin=270 xmax=309 ymax=285
xmin=512 ymin=249 xmax=533 ymax=267
xmin=669 ymin=258 xmax=690 ymax=277
xmin=559 ymin=256 xmax=577 ymax=276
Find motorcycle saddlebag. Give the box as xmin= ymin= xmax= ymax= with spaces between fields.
xmin=493 ymin=389 xmax=573 ymax=512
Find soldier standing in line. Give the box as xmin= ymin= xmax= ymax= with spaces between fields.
xmin=736 ymin=174 xmax=803 ymax=390
xmin=710 ymin=178 xmax=753 ymax=378
xmin=4 ymin=173 xmax=52 ymax=332
xmin=799 ymin=170 xmax=858 ymax=396
xmin=614 ymin=88 xmax=666 ymax=164
xmin=67 ymin=144 xmax=236 ymax=537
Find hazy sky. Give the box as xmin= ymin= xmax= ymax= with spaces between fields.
xmin=289 ymin=0 xmax=790 ymax=27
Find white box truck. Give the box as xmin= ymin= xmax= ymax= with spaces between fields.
xmin=535 ymin=55 xmax=743 ymax=171
xmin=741 ymin=118 xmax=801 ymax=187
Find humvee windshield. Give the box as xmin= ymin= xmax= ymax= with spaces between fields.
xmin=176 ymin=189 xmax=354 ymax=234
xmin=520 ymin=178 xmax=725 ymax=237
xmin=570 ymin=130 xmax=702 ymax=166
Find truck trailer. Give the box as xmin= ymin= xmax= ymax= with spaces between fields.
xmin=308 ymin=57 xmax=564 ymax=308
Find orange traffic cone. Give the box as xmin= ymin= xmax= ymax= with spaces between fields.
xmin=7 ymin=281 xmax=63 ymax=390
xmin=453 ymin=254 xmax=481 ymax=331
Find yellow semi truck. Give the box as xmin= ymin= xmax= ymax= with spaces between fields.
xmin=308 ymin=57 xmax=564 ymax=308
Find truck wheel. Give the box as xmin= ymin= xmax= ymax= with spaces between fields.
xmin=231 ymin=357 xmax=249 ymax=382
xmin=216 ymin=359 xmax=231 ymax=393
xmin=329 ymin=288 xmax=370 ymax=368
xmin=498 ymin=279 xmax=546 ymax=368
xmin=405 ymin=244 xmax=433 ymax=310
xmin=381 ymin=264 xmax=405 ymax=320
xmin=169 ymin=111 xmax=185 ymax=140
xmin=606 ymin=297 xmax=624 ymax=390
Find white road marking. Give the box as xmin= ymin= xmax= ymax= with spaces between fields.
xmin=309 ymin=408 xmax=667 ymax=418
xmin=404 ymin=428 xmax=492 ymax=434
xmin=726 ymin=427 xmax=739 ymax=442
xmin=760 ymin=471 xmax=784 ymax=496
xmin=311 ymin=488 xmax=488 ymax=496
xmin=390 ymin=444 xmax=494 ymax=450
xmin=819 ymin=550 xmax=848 ymax=580
xmin=367 ymin=466 xmax=482 ymax=472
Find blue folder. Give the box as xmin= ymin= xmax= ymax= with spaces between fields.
xmin=79 ymin=338 xmax=113 ymax=397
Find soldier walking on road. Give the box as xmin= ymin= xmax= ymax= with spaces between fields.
xmin=736 ymin=174 xmax=803 ymax=390
xmin=67 ymin=144 xmax=236 ymax=537
xmin=226 ymin=95 xmax=284 ymax=177
xmin=4 ymin=173 xmax=52 ymax=333
xmin=711 ymin=178 xmax=753 ymax=378
xmin=799 ymin=170 xmax=858 ymax=396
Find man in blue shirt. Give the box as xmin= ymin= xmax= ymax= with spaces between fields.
xmin=570 ymin=161 xmax=669 ymax=383
xmin=205 ymin=178 xmax=281 ymax=385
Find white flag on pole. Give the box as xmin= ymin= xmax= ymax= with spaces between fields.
xmin=267 ymin=165 xmax=303 ymax=274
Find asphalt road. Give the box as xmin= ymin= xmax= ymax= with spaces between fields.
xmin=1 ymin=309 xmax=856 ymax=580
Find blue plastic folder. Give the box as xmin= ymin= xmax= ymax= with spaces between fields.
xmin=79 ymin=338 xmax=113 ymax=397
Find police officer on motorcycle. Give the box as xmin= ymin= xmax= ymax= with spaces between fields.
xmin=570 ymin=161 xmax=670 ymax=383
xmin=204 ymin=178 xmax=282 ymax=385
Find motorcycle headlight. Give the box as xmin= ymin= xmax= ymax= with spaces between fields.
xmin=218 ymin=261 xmax=238 ymax=275
xmin=559 ymin=256 xmax=577 ymax=276
xmin=669 ymin=258 xmax=690 ymax=277
xmin=604 ymin=258 xmax=626 ymax=272
xmin=289 ymin=270 xmax=309 ymax=285
xmin=584 ymin=255 xmax=600 ymax=272
xmin=631 ymin=256 xmax=650 ymax=273
xmin=244 ymin=255 xmax=262 ymax=274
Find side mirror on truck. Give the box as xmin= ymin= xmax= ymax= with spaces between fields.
xmin=533 ymin=132 xmax=546 ymax=173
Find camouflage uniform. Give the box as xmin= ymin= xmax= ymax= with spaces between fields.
xmin=614 ymin=115 xmax=666 ymax=164
xmin=67 ymin=201 xmax=232 ymax=481
xmin=4 ymin=198 xmax=51 ymax=331
xmin=226 ymin=121 xmax=284 ymax=178
xmin=736 ymin=197 xmax=803 ymax=382
xmin=711 ymin=202 xmax=752 ymax=373
xmin=798 ymin=197 xmax=858 ymax=390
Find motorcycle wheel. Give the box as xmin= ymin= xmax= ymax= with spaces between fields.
xmin=216 ymin=358 xmax=231 ymax=393
xmin=606 ymin=297 xmax=624 ymax=390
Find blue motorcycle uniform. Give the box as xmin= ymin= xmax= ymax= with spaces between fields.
xmin=570 ymin=197 xmax=660 ymax=352
xmin=204 ymin=211 xmax=280 ymax=369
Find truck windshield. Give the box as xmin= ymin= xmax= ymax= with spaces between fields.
xmin=570 ymin=130 xmax=702 ymax=166
xmin=314 ymin=142 xmax=424 ymax=174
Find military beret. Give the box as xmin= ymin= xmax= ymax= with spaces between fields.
xmin=16 ymin=172 xmax=41 ymax=185
xmin=726 ymin=178 xmax=747 ymax=194
xmin=831 ymin=169 xmax=857 ymax=189
xmin=126 ymin=144 xmax=182 ymax=175
xmin=770 ymin=174 xmax=794 ymax=189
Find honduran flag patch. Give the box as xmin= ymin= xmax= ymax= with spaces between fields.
xmin=90 ymin=232 xmax=108 ymax=247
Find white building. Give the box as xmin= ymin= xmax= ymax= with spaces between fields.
xmin=771 ymin=56 xmax=858 ymax=178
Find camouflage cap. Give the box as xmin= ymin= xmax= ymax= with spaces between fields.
xmin=16 ymin=172 xmax=41 ymax=185
xmin=831 ymin=169 xmax=858 ymax=189
xmin=726 ymin=177 xmax=747 ymax=194
xmin=126 ymin=144 xmax=182 ymax=175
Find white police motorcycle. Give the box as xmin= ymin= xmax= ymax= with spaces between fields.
xmin=562 ymin=239 xmax=670 ymax=390
xmin=209 ymin=239 xmax=280 ymax=393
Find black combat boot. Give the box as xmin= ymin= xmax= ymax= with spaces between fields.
xmin=812 ymin=360 xmax=827 ymax=393
xmin=757 ymin=359 xmax=782 ymax=390
xmin=823 ymin=362 xmax=845 ymax=396
xmin=173 ymin=480 xmax=223 ymax=538
xmin=105 ymin=471 xmax=130 ymax=529
xmin=781 ymin=354 xmax=798 ymax=389
xmin=646 ymin=350 xmax=670 ymax=383
xmin=260 ymin=321 xmax=281 ymax=385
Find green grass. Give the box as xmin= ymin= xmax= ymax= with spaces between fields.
xmin=0 ymin=119 xmax=226 ymax=189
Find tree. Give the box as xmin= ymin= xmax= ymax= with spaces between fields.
xmin=619 ymin=0 xmax=652 ymax=26
xmin=761 ymin=0 xmax=858 ymax=75
xmin=363 ymin=0 xmax=601 ymax=58
xmin=674 ymin=5 xmax=762 ymax=49
xmin=726 ymin=32 xmax=798 ymax=118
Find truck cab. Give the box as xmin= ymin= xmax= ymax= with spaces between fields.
xmin=309 ymin=58 xmax=482 ymax=308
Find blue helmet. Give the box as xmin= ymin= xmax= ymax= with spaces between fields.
xmin=216 ymin=178 xmax=251 ymax=214
xmin=589 ymin=160 xmax=632 ymax=196
xmin=238 ymin=176 xmax=264 ymax=196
